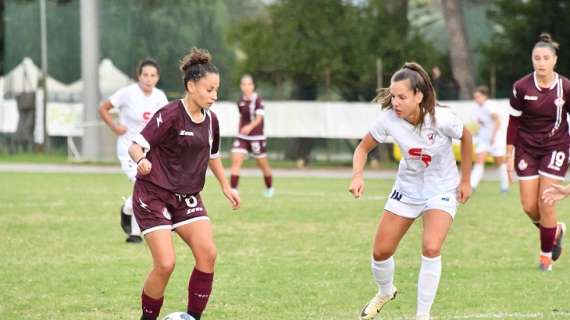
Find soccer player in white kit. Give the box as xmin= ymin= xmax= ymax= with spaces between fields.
xmin=99 ymin=58 xmax=169 ymax=243
xmin=349 ymin=62 xmax=472 ymax=320
xmin=469 ymin=86 xmax=509 ymax=192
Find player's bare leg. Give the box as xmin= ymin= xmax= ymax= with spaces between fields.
xmin=360 ymin=211 xmax=413 ymax=320
xmin=255 ymin=156 xmax=274 ymax=197
xmin=141 ymin=229 xmax=175 ymax=319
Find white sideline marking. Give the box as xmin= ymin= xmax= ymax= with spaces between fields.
xmin=247 ymin=190 xmax=386 ymax=201
xmin=384 ymin=311 xmax=570 ymax=320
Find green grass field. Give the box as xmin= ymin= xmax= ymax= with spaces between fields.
xmin=1 ymin=172 xmax=569 ymax=319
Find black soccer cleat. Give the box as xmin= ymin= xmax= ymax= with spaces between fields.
xmin=552 ymin=222 xmax=566 ymax=261
xmin=126 ymin=235 xmax=143 ymax=243
xmin=120 ymin=204 xmax=132 ymax=235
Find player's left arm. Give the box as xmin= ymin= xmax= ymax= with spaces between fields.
xmin=457 ymin=127 xmax=473 ymax=203
xmin=240 ymin=114 xmax=263 ymax=135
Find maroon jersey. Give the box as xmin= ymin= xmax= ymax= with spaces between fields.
xmin=237 ymin=93 xmax=265 ymax=140
xmin=509 ymin=72 xmax=570 ymax=149
xmin=133 ymin=100 xmax=220 ymax=194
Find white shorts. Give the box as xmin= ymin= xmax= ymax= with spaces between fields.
xmin=475 ymin=138 xmax=506 ymax=157
xmin=384 ymin=191 xmax=458 ymax=220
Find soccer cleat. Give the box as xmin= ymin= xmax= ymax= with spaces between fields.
xmin=264 ymin=187 xmax=275 ymax=198
xmin=359 ymin=286 xmax=397 ymax=320
xmin=538 ymin=255 xmax=552 ymax=271
xmin=120 ymin=204 xmax=132 ymax=235
xmin=126 ymin=235 xmax=143 ymax=243
xmin=552 ymin=222 xmax=566 ymax=261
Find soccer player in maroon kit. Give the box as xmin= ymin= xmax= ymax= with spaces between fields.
xmin=507 ymin=33 xmax=567 ymax=271
xmin=229 ymin=74 xmax=274 ymax=197
xmin=128 ymin=48 xmax=240 ymax=320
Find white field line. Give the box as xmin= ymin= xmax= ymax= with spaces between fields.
xmin=381 ymin=311 xmax=570 ymax=320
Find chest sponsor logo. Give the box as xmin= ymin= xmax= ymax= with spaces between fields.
xmin=408 ymin=148 xmax=432 ymax=167
xmin=524 ymin=95 xmax=538 ymax=101
xmin=179 ymin=130 xmax=194 ymax=136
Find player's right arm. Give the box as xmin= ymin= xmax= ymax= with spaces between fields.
xmin=98 ymin=100 xmax=127 ymax=135
xmin=129 ymin=142 xmax=151 ymax=175
xmin=349 ymin=134 xmax=378 ymax=199
xmin=506 ymin=80 xmax=525 ymax=181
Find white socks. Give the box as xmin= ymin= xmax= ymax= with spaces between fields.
xmin=124 ymin=195 xmax=141 ymax=236
xmin=371 ymin=256 xmax=395 ymax=296
xmin=470 ymin=163 xmax=484 ymax=189
xmin=417 ymin=255 xmax=442 ymax=317
xmin=498 ymin=163 xmax=509 ymax=191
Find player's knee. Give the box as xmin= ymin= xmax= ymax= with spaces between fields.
xmin=197 ymin=245 xmax=217 ymax=266
xmin=373 ymin=248 xmax=395 ymax=261
xmin=422 ymin=244 xmax=441 ymax=258
xmin=154 ymin=258 xmax=176 ymax=276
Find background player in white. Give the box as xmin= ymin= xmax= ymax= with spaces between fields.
xmin=349 ymin=62 xmax=472 ymax=320
xmin=99 ymin=58 xmax=169 ymax=243
xmin=230 ymin=74 xmax=274 ymax=197
xmin=469 ymin=86 xmax=509 ymax=192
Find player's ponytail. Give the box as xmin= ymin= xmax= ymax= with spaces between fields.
xmin=374 ymin=62 xmax=437 ymax=129
xmin=179 ymin=48 xmax=219 ymax=89
xmin=534 ymin=32 xmax=559 ymax=55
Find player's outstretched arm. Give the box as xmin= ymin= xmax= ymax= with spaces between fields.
xmin=129 ymin=143 xmax=151 ymax=175
xmin=542 ymin=183 xmax=570 ymax=205
xmin=349 ymin=134 xmax=378 ymax=199
xmin=457 ymin=127 xmax=472 ymax=204
xmin=209 ymin=158 xmax=241 ymax=210
xmin=98 ymin=100 xmax=127 ymax=135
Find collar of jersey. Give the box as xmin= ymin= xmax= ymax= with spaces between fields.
xmin=180 ymin=99 xmax=206 ymax=124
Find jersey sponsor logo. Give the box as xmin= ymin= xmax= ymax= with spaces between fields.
xmin=523 ymin=95 xmax=538 ymax=100
xmin=389 ymin=189 xmax=403 ymax=201
xmin=156 ymin=113 xmax=163 ymax=127
xmin=179 ymin=130 xmax=194 ymax=136
xmin=143 ymin=111 xmax=152 ymax=122
xmin=518 ymin=159 xmax=528 ymax=171
xmin=408 ymin=148 xmax=432 ymax=167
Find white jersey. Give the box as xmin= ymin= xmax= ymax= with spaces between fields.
xmin=109 ymin=83 xmax=168 ymax=157
xmin=369 ymin=107 xmax=464 ymax=204
xmin=472 ymin=100 xmax=499 ymax=143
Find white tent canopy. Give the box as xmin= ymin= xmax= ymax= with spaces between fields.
xmin=67 ymin=58 xmax=134 ymax=98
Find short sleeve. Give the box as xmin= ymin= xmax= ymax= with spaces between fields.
xmin=369 ymin=113 xmax=389 ymax=143
xmin=158 ymin=90 xmax=169 ymax=107
xmin=255 ymin=96 xmax=265 ymax=116
xmin=209 ymin=112 xmax=221 ymax=158
xmin=509 ymin=82 xmax=524 ymax=117
xmin=109 ymin=86 xmax=127 ymax=109
xmin=133 ymin=107 xmax=175 ymax=151
xmin=438 ymin=108 xmax=464 ymax=140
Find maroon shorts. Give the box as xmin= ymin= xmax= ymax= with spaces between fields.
xmin=132 ymin=179 xmax=209 ymax=235
xmin=515 ymin=144 xmax=569 ymax=180
xmin=231 ymin=138 xmax=267 ymax=158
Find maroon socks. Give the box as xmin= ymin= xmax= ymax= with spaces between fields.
xmin=141 ymin=291 xmax=163 ymax=320
xmin=540 ymin=225 xmax=557 ymax=254
xmin=230 ymin=175 xmax=239 ymax=189
xmin=187 ymin=268 xmax=214 ymax=319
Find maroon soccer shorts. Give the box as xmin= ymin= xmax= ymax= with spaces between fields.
xmin=132 ymin=179 xmax=209 ymax=235
xmin=515 ymin=145 xmax=569 ymax=180
xmin=231 ymin=138 xmax=267 ymax=158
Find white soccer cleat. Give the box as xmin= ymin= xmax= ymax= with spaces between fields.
xmin=264 ymin=187 xmax=275 ymax=198
xmin=358 ymin=286 xmax=397 ymax=320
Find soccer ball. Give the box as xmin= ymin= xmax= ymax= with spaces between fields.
xmin=162 ymin=312 xmax=195 ymax=320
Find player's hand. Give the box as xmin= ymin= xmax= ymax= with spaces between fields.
xmin=542 ymin=183 xmax=570 ymax=206
xmin=349 ymin=175 xmax=364 ymax=199
xmin=506 ymin=155 xmax=515 ymax=183
xmin=137 ymin=158 xmax=152 ymax=175
xmin=223 ymin=186 xmax=241 ymax=210
xmin=113 ymin=124 xmax=128 ymax=136
xmin=456 ymin=180 xmax=472 ymax=204
xmin=239 ymin=125 xmax=253 ymax=135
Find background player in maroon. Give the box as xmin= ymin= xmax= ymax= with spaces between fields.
xmin=230 ymin=74 xmax=274 ymax=197
xmin=507 ymin=33 xmax=568 ymax=271
xmin=128 ymin=48 xmax=240 ymax=320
